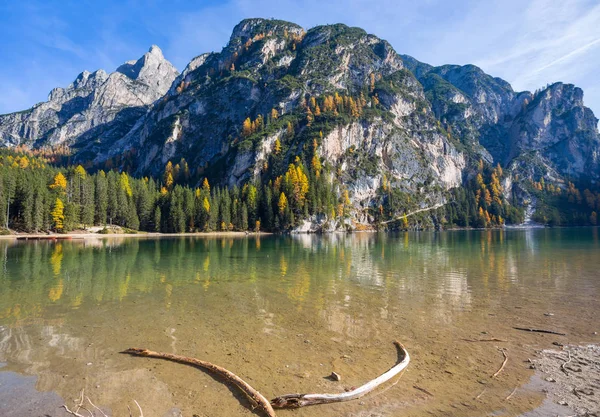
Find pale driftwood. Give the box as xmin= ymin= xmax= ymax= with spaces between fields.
xmin=62 ymin=389 xmax=90 ymax=417
xmin=133 ymin=400 xmax=143 ymax=417
xmin=64 ymin=390 xmax=139 ymax=417
xmin=86 ymin=396 xmax=109 ymax=417
xmin=475 ymin=388 xmax=486 ymax=400
xmin=505 ymin=386 xmax=518 ymax=401
xmin=123 ymin=348 xmax=277 ymax=417
xmin=561 ymin=350 xmax=572 ymax=375
xmin=270 ymin=341 xmax=409 ymax=409
xmin=492 ymin=348 xmax=508 ymax=378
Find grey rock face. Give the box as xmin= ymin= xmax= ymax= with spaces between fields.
xmin=402 ymin=55 xmax=600 ymax=183
xmin=117 ymin=45 xmax=178 ymax=95
xmin=0 ymin=45 xmax=178 ymax=153
xmin=506 ymin=83 xmax=600 ymax=179
xmin=106 ymin=19 xmax=417 ymax=180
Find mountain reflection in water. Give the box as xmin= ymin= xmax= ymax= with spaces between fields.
xmin=0 ymin=229 xmax=598 ymax=417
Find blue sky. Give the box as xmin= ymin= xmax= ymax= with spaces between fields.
xmin=1 ymin=0 xmax=599 ymax=117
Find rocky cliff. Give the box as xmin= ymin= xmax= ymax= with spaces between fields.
xmin=402 ymin=54 xmax=599 ymax=185
xmin=101 ymin=19 xmax=466 ymax=217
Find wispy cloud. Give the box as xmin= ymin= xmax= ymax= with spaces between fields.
xmin=531 ymin=37 xmax=600 ymax=76
xmin=473 ymin=0 xmax=600 ymax=92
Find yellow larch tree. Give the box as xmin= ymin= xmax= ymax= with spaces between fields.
xmin=202 ymin=178 xmax=210 ymax=193
xmin=74 ymin=165 xmax=87 ymax=178
xmin=120 ymin=172 xmax=133 ymax=197
xmin=51 ymin=198 xmax=65 ymax=231
xmin=314 ymin=103 xmax=321 ymax=116
xmin=273 ymin=138 xmax=282 ymax=155
xmin=278 ymin=192 xmax=288 ymax=214
xmin=242 ymin=117 xmax=253 ymax=137
xmin=49 ymin=172 xmax=67 ymax=192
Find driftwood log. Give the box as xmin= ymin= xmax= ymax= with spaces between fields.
xmin=270 ymin=341 xmax=410 ymax=408
xmin=122 ymin=348 xmax=277 ymax=417
xmin=492 ymin=348 xmax=508 ymax=378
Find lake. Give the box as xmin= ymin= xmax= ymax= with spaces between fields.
xmin=0 ymin=228 xmax=598 ymax=416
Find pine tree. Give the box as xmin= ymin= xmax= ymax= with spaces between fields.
xmin=107 ymin=171 xmax=119 ymax=225
xmin=136 ymin=180 xmax=154 ymax=230
xmin=220 ymin=187 xmax=231 ymax=228
xmin=81 ymin=176 xmax=95 ymax=227
xmin=63 ymin=202 xmax=79 ymax=231
xmin=2 ymin=169 xmax=16 ymax=229
xmin=208 ymin=191 xmax=219 ymax=231
xmin=94 ymin=171 xmax=108 ymax=225
xmin=153 ymin=206 xmax=162 ymax=232
xmin=183 ymin=187 xmax=195 ymax=231
xmin=241 ymin=203 xmax=249 ymax=230
xmin=32 ymin=183 xmax=45 ymax=232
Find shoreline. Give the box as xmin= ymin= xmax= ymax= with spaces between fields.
xmin=1 ymin=224 xmax=596 ymax=241
xmin=0 ymin=231 xmax=271 ymax=240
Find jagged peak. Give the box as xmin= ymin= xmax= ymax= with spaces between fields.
xmin=72 ymin=69 xmax=107 ymax=88
xmin=115 ymin=45 xmax=178 ymax=87
xmin=531 ymin=82 xmax=585 ymax=110
xmin=148 ymin=44 xmax=163 ymax=56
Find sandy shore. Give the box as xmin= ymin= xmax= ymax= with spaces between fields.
xmin=0 ymin=231 xmax=271 ymax=240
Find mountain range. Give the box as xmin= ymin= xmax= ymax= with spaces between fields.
xmin=1 ymin=18 xmax=598 ymax=226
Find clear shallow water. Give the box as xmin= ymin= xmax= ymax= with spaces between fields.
xmin=0 ymin=229 xmax=598 ymax=417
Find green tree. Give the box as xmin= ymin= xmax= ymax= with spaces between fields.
xmin=94 ymin=171 xmax=108 ymax=225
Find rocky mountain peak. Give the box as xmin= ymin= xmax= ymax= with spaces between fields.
xmin=0 ymin=46 xmax=178 ymax=149
xmin=116 ymin=45 xmax=178 ymax=95
xmin=303 ymin=23 xmax=367 ymax=46
xmin=535 ymin=82 xmax=585 ymax=110
xmin=290 ymin=23 xmax=403 ymax=93
xmin=229 ymin=18 xmax=303 ymax=45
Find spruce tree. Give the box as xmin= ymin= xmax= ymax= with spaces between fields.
xmin=94 ymin=171 xmax=108 ymax=225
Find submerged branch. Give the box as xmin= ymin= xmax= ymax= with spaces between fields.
xmin=122 ymin=348 xmax=277 ymax=417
